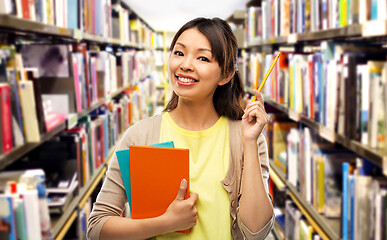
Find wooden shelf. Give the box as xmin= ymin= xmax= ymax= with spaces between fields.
xmin=0 ymin=14 xmax=73 ymax=38
xmin=0 ymin=14 xmax=145 ymax=49
xmin=269 ymin=160 xmax=286 ymax=191
xmin=0 ymin=121 xmax=66 ymax=170
xmin=247 ymin=24 xmax=362 ymax=47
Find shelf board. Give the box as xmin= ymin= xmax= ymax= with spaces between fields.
xmin=246 ymin=24 xmax=362 ymax=47
xmin=269 ymin=160 xmax=286 ymax=190
xmin=82 ymin=32 xmax=141 ymax=48
xmin=77 ymin=101 xmax=104 ymax=120
xmin=0 ymin=14 xmax=73 ymax=38
xmin=269 ymin=160 xmax=286 ymax=183
xmin=287 ymin=183 xmax=341 ymax=240
xmin=264 ymin=98 xmax=387 ymax=173
xmin=0 ymin=14 xmax=145 ymax=49
xmin=0 ymin=121 xmax=66 ymax=170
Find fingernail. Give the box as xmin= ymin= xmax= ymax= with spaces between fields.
xmin=181 ymin=179 xmax=187 ymax=187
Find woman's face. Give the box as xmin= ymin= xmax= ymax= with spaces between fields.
xmin=168 ymin=28 xmax=230 ymax=102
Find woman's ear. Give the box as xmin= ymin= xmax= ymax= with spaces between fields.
xmin=218 ymin=72 xmax=234 ymax=86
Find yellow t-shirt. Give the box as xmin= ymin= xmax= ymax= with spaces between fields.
xmin=156 ymin=112 xmax=232 ymax=240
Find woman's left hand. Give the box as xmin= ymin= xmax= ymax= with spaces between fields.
xmin=241 ymin=89 xmax=270 ymax=142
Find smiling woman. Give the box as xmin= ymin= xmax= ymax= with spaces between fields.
xmin=87 ymin=17 xmax=274 ymax=240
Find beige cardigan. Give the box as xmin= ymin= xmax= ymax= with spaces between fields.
xmin=87 ymin=114 xmax=274 ymax=240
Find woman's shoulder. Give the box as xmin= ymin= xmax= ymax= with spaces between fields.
xmin=131 ymin=114 xmax=163 ymax=129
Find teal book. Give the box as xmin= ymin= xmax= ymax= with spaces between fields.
xmin=116 ymin=141 xmax=175 ymax=208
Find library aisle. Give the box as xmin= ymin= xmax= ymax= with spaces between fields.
xmin=0 ymin=0 xmax=387 ymax=240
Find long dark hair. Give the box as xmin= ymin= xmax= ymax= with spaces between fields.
xmin=163 ymin=17 xmax=245 ymax=120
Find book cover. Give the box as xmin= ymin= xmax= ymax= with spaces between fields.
xmin=72 ymin=43 xmax=91 ymax=108
xmin=20 ymin=44 xmax=70 ymax=78
xmin=129 ymin=145 xmax=189 ymax=232
xmin=6 ymin=68 xmax=25 ymax=148
xmin=26 ymin=68 xmax=48 ymax=134
xmin=116 ymin=141 xmax=175 ymax=207
xmin=354 ymin=175 xmax=372 ymax=239
xmin=39 ymin=77 xmax=78 ymax=114
xmin=367 ymin=61 xmax=385 ymax=149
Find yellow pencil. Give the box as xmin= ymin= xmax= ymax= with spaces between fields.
xmin=251 ymin=51 xmax=281 ymax=101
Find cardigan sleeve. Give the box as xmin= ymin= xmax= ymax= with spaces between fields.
xmin=237 ymin=134 xmax=275 ymax=240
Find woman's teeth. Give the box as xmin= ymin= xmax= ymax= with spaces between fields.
xmin=178 ymin=77 xmax=196 ymax=83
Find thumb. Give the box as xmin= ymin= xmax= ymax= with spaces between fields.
xmin=175 ymin=179 xmax=187 ymax=200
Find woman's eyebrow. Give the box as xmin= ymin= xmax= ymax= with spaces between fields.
xmin=176 ymin=42 xmax=211 ymax=53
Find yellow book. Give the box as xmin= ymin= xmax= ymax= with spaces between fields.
xmin=18 ymin=81 xmax=40 ymax=142
xmin=316 ymin=153 xmax=325 ymax=214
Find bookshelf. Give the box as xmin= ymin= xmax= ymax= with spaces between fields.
xmin=0 ymin=14 xmax=143 ymax=49
xmin=0 ymin=1 xmax=159 ymax=239
xmin=0 ymin=84 xmax=130 ymax=171
xmin=246 ymin=24 xmax=363 ymax=47
xmin=243 ymin=1 xmax=387 ymax=239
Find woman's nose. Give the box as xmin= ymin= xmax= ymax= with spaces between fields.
xmin=180 ymin=58 xmax=193 ymax=71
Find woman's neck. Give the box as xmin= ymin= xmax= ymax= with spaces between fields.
xmin=168 ymin=99 xmax=220 ymax=131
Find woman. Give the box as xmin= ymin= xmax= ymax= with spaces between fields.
xmin=87 ymin=17 xmax=274 ymax=240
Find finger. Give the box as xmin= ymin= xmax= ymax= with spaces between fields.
xmin=248 ymin=108 xmax=268 ymax=123
xmin=245 ymin=99 xmax=265 ymax=113
xmin=188 ymin=192 xmax=199 ymax=204
xmin=243 ymin=105 xmax=259 ymax=120
xmin=253 ymin=89 xmax=264 ymax=105
xmin=175 ymin=179 xmax=187 ymax=200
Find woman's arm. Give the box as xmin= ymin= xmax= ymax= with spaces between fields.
xmin=239 ymin=90 xmax=274 ymax=233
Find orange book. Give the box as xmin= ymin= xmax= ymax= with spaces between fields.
xmin=129 ymin=145 xmax=190 ymax=233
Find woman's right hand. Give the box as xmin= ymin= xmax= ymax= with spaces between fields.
xmin=163 ymin=179 xmax=198 ymax=232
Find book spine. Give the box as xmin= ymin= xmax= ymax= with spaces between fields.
xmin=0 ymin=84 xmax=13 ymax=153
xmin=21 ymin=189 xmax=42 ymax=240
xmin=18 ymin=81 xmax=40 ymax=142
xmin=342 ymin=162 xmax=349 ymax=240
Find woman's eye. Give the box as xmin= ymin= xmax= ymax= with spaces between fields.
xmin=173 ymin=51 xmax=183 ymax=56
xmin=199 ymin=56 xmax=209 ymax=62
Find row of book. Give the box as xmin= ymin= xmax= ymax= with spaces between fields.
xmin=0 ymin=169 xmax=52 ymax=240
xmin=0 ymin=0 xmax=155 ymax=48
xmin=264 ymin=114 xmax=387 ymax=239
xmin=243 ymin=42 xmax=387 ymax=150
xmin=0 ymin=43 xmax=157 ymax=155
xmin=245 ymin=0 xmax=387 ymax=42
xmin=0 ymin=170 xmax=93 ymax=240
xmin=0 ymin=83 xmax=156 ymax=239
